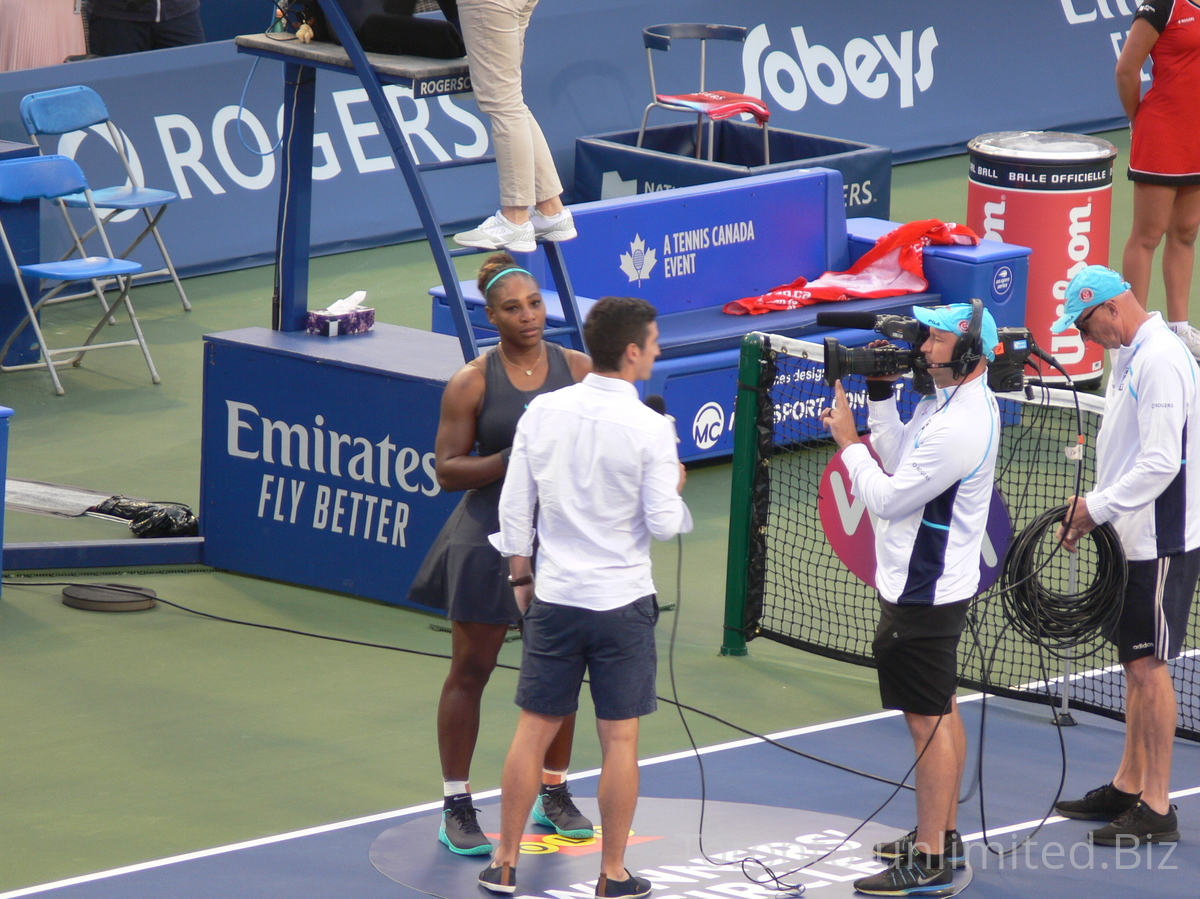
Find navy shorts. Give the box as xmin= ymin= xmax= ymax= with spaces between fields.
xmin=515 ymin=595 xmax=658 ymax=721
xmin=1107 ymin=549 xmax=1200 ymax=664
xmin=873 ymin=597 xmax=971 ymax=717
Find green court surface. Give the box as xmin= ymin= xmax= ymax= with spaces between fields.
xmin=0 ymin=130 xmax=1169 ymax=893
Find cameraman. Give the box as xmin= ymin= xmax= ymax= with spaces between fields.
xmin=821 ymin=303 xmax=1000 ymax=896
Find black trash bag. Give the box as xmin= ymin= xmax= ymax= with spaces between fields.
xmin=89 ymin=496 xmax=200 ymax=538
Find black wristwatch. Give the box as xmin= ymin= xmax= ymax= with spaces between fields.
xmin=508 ymin=574 xmax=533 ymax=587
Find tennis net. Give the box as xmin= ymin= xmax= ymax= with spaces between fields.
xmin=722 ymin=332 xmax=1200 ymax=742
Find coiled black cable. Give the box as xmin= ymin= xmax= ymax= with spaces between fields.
xmin=999 ymin=503 xmax=1126 ymax=658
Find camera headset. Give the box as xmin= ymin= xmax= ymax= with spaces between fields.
xmin=920 ymin=297 xmax=985 ymax=381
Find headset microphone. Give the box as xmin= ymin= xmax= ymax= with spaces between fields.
xmin=947 ymin=298 xmax=984 ymax=379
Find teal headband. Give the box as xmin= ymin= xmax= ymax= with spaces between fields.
xmin=484 ymin=267 xmax=532 ymax=295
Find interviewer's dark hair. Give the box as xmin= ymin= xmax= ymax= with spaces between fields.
xmin=477 ymin=252 xmax=537 ymax=307
xmin=584 ymin=296 xmax=657 ymax=372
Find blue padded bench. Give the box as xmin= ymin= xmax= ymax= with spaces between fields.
xmin=430 ymin=282 xmax=939 ymax=360
xmin=430 ymin=168 xmax=1028 ymax=460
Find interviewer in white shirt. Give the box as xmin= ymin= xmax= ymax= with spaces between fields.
xmin=481 ymin=296 xmax=692 ymax=899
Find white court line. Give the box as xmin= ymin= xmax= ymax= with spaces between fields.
xmin=961 ymin=784 xmax=1200 ymax=842
xmin=0 ymin=692 xmax=1180 ymax=899
xmin=0 ymin=705 xmax=918 ymax=898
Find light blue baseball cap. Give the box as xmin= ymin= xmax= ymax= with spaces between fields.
xmin=912 ymin=302 xmax=1000 ymax=361
xmin=1050 ymin=265 xmax=1130 ymax=334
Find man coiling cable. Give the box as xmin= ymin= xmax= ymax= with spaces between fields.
xmin=821 ymin=302 xmax=1001 ymax=896
xmin=1053 ymin=265 xmax=1200 ymax=846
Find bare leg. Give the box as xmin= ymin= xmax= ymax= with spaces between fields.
xmin=501 ymin=205 xmax=531 ymax=224
xmin=544 ymin=712 xmax=577 ymax=773
xmin=1161 ymin=184 xmax=1200 ymax=323
xmin=946 ymin=697 xmax=966 ymax=832
xmin=439 ymin=621 xmax=578 ymax=784
xmin=534 ymin=197 xmax=565 ymax=216
xmin=1122 ymin=182 xmax=1174 ymax=309
xmin=438 ymin=620 xmax=509 ymax=782
xmin=906 ymin=703 xmax=966 ymax=856
xmin=491 ymin=710 xmax=563 ymax=868
xmin=1114 ymin=656 xmax=1177 ymax=815
xmin=596 ymin=717 xmax=641 ymax=881
xmin=503 ymin=197 xmax=565 ymax=224
xmin=1113 ymin=670 xmax=1145 ymax=795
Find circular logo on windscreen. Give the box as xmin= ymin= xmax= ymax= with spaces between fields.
xmin=818 ymin=439 xmax=1012 ymax=590
xmin=692 ymin=402 xmax=726 ymax=450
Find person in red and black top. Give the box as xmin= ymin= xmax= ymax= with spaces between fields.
xmin=1117 ymin=0 xmax=1200 ymax=358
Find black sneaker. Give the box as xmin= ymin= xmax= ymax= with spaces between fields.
xmin=478 ymin=862 xmax=517 ymax=894
xmin=1055 ymin=783 xmax=1141 ymax=820
xmin=440 ymin=803 xmax=493 ymax=856
xmin=874 ymin=830 xmax=967 ymax=869
xmin=596 ymin=869 xmax=652 ymax=899
xmin=533 ymin=785 xmax=595 ymax=838
xmin=854 ymin=855 xmax=954 ymax=896
xmin=1089 ymin=801 xmax=1180 ymax=846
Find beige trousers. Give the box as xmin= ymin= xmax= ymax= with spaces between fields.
xmin=458 ymin=0 xmax=563 ymax=207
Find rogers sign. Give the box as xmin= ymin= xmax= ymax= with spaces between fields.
xmin=741 ymin=23 xmax=938 ymax=111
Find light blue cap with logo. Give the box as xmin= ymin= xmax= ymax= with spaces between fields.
xmin=1050 ymin=264 xmax=1130 ymax=334
xmin=912 ymin=303 xmax=1000 ymax=361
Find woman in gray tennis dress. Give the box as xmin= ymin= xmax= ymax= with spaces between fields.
xmin=409 ymin=253 xmax=593 ymax=855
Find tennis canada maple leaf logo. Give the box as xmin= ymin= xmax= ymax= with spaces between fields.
xmin=619 ymin=234 xmax=656 ymax=284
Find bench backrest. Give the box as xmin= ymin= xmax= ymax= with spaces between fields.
xmin=554 ymin=168 xmax=849 ymax=316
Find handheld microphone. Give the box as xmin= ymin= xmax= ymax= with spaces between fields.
xmin=644 ymin=394 xmax=680 ymax=443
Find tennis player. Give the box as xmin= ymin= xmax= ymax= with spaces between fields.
xmin=822 ymin=303 xmax=1000 ymax=896
xmin=478 ymin=296 xmax=692 ymax=898
xmin=1054 ymin=265 xmax=1200 ymax=845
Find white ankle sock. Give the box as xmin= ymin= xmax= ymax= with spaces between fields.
xmin=1169 ymin=320 xmax=1190 ymax=333
xmin=444 ymin=780 xmax=469 ymax=797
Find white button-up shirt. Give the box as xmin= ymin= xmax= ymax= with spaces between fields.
xmin=489 ymin=373 xmax=693 ymax=611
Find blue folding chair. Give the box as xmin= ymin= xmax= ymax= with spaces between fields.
xmin=20 ymin=85 xmax=190 ymax=313
xmin=0 ymin=155 xmax=160 ymax=396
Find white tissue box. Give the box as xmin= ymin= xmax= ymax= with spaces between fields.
xmin=305 ymin=306 xmax=375 ymax=337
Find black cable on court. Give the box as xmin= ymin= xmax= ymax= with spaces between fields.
xmin=1 ymin=576 xmax=910 ymax=792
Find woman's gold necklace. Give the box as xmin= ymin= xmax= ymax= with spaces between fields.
xmin=499 ymin=341 xmax=544 ymax=376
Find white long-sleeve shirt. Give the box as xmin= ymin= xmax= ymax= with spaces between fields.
xmin=842 ymin=376 xmax=1000 ymax=605
xmin=489 ymin=373 xmax=693 ymax=611
xmin=1087 ymin=313 xmax=1200 ymax=560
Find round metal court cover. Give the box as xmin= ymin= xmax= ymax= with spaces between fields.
xmin=62 ymin=583 xmax=157 ymax=612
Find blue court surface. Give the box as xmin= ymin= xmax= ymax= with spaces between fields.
xmin=3 ymin=695 xmax=1197 ymax=899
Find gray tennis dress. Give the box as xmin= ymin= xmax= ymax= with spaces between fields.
xmin=407 ymin=343 xmax=573 ymax=624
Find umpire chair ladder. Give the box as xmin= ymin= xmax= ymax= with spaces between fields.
xmin=235 ymin=0 xmax=585 ymax=361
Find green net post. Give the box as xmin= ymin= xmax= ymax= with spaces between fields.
xmin=721 ymin=333 xmax=765 ymax=657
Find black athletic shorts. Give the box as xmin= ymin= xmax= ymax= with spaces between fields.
xmin=873 ymin=597 xmax=971 ymax=717
xmin=1106 ymin=548 xmax=1200 ymax=664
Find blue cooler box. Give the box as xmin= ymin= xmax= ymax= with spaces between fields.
xmin=846 ymin=217 xmax=1031 ymax=330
